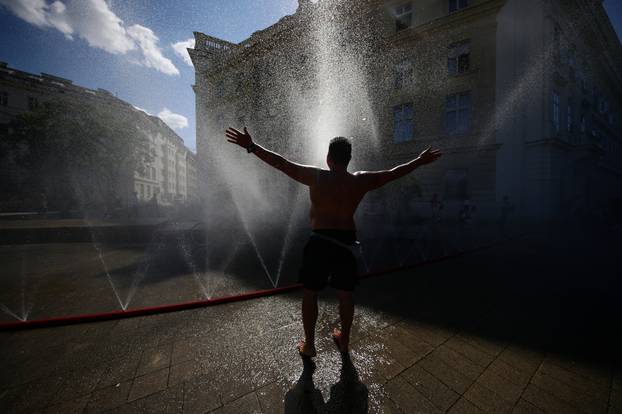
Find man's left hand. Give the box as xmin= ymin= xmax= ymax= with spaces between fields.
xmin=225 ymin=127 xmax=253 ymax=149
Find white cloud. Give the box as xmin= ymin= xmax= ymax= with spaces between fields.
xmin=0 ymin=0 xmax=179 ymax=75
xmin=158 ymin=108 xmax=188 ymax=130
xmin=0 ymin=0 xmax=51 ymax=27
xmin=127 ymin=24 xmax=179 ymax=76
xmin=171 ymin=38 xmax=195 ymax=67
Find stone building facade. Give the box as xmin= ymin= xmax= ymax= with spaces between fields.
xmin=0 ymin=62 xmax=197 ymax=207
xmin=190 ymin=0 xmax=622 ymax=222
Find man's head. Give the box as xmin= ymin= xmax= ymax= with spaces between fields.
xmin=327 ymin=136 xmax=352 ymax=169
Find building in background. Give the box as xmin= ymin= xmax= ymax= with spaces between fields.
xmin=190 ymin=0 xmax=622 ymax=222
xmin=0 ymin=62 xmax=197 ymax=207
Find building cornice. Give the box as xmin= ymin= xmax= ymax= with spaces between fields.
xmin=390 ymin=0 xmax=505 ymax=46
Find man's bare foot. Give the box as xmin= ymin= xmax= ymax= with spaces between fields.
xmin=297 ymin=340 xmax=317 ymax=358
xmin=331 ymin=328 xmax=349 ymax=353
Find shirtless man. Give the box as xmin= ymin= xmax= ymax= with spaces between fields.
xmin=225 ymin=127 xmax=442 ymax=356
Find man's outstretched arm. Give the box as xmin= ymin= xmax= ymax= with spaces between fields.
xmin=225 ymin=127 xmax=318 ymax=186
xmin=355 ymin=147 xmax=442 ymax=192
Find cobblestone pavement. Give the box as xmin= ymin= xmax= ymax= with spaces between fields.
xmin=0 ymin=233 xmax=620 ymax=413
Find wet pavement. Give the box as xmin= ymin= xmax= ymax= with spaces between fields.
xmin=0 ymin=218 xmax=498 ymax=323
xmin=0 ymin=232 xmax=620 ymax=413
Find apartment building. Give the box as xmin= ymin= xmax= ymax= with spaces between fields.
xmin=190 ymin=0 xmax=622 ymax=221
xmin=0 ymin=62 xmax=198 ymax=206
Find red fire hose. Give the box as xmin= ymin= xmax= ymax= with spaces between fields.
xmin=0 ymin=240 xmax=501 ymax=331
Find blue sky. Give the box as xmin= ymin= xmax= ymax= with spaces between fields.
xmin=0 ymin=0 xmax=620 ymax=152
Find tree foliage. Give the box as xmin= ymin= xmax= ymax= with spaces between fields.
xmin=0 ymin=100 xmax=150 ymax=211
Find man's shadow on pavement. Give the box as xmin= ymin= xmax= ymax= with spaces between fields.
xmin=284 ymin=352 xmax=369 ymax=414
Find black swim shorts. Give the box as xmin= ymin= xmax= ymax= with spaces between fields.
xmin=298 ymin=229 xmax=358 ymax=291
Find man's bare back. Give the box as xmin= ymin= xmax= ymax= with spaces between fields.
xmin=309 ymin=170 xmax=366 ymax=230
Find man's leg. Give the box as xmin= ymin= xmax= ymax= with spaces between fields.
xmin=334 ymin=289 xmax=354 ymax=352
xmin=299 ymin=288 xmax=318 ymax=357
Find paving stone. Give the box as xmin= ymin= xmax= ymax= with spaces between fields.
xmin=402 ymin=364 xmax=459 ymax=411
xmin=531 ymin=369 xmax=608 ymax=413
xmin=96 ymin=353 xmax=141 ymax=389
xmin=521 ymin=383 xmax=583 ymax=414
xmin=171 ymin=339 xmax=199 ymax=365
xmin=0 ymin=376 xmax=64 ymax=412
xmin=464 ymin=381 xmax=515 ymax=413
xmin=356 ymin=335 xmax=407 ymax=381
xmin=51 ymin=366 xmax=104 ymax=405
xmin=183 ymin=376 xmax=222 ymax=414
xmin=512 ymin=398 xmax=547 ymax=414
xmin=256 ymin=380 xmax=289 ymax=414
xmin=84 ymin=380 xmax=132 ymax=413
xmin=130 ymin=383 xmax=184 ymax=413
xmin=386 ymin=324 xmax=436 ymax=363
xmin=435 ymin=345 xmax=485 ymax=381
xmin=350 ymin=347 xmax=393 ymax=385
xmin=487 ymin=357 xmax=534 ymax=388
xmin=538 ymin=360 xmax=610 ymax=400
xmin=376 ymin=393 xmax=403 ymax=414
xmin=418 ymin=352 xmax=475 ymax=394
xmin=477 ymin=366 xmax=525 ymax=403
xmin=546 ymin=356 xmax=611 ymax=388
xmin=212 ymin=391 xmax=262 ymax=414
xmin=43 ymin=395 xmax=90 ymax=414
xmin=397 ymin=320 xmax=454 ymax=347
xmin=374 ymin=330 xmax=421 ymax=368
xmin=610 ymin=387 xmax=622 ymax=412
xmin=375 ymin=353 xmax=407 ymax=381
xmin=8 ymin=356 xmax=63 ymax=388
xmin=384 ymin=376 xmax=441 ymax=414
xmin=447 ymin=397 xmax=486 ymax=414
xmin=168 ymin=359 xmax=208 ymax=386
xmin=498 ymin=347 xmax=544 ymax=376
xmin=136 ymin=343 xmax=173 ymax=376
xmin=128 ymin=368 xmax=169 ymax=402
xmin=458 ymin=333 xmax=506 ymax=357
xmin=445 ymin=336 xmax=496 ymax=368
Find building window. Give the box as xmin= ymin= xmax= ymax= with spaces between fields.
xmin=448 ymin=40 xmax=470 ymax=75
xmin=27 ymin=96 xmax=39 ymax=110
xmin=444 ymin=169 xmax=468 ymax=200
xmin=449 ymin=0 xmax=468 ymax=13
xmin=552 ymin=91 xmax=560 ymax=133
xmin=566 ymin=99 xmax=574 ymax=132
xmin=580 ymin=114 xmax=586 ymax=133
xmin=579 ymin=72 xmax=588 ymax=93
xmin=394 ymin=58 xmax=414 ymax=89
xmin=394 ymin=3 xmax=413 ymax=32
xmin=0 ymin=91 xmax=7 ymax=106
xmin=393 ymin=103 xmax=414 ymax=143
xmin=139 ymin=183 xmax=144 ymax=199
xmin=553 ymin=25 xmax=561 ymax=63
xmin=567 ymin=45 xmax=577 ymax=67
xmin=147 ymin=185 xmax=151 ymax=198
xmin=151 ymin=167 xmax=156 ymax=180
xmin=446 ymin=91 xmax=472 ymax=134
xmin=215 ymin=80 xmax=224 ymax=98
xmin=598 ymin=97 xmax=609 ymax=114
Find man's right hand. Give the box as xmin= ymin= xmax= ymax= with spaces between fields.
xmin=417 ymin=147 xmax=442 ymax=165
